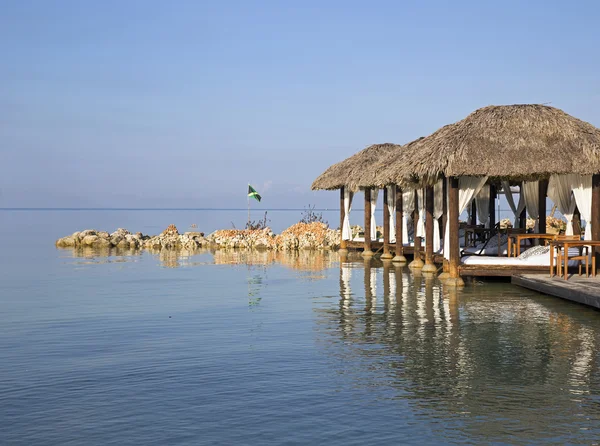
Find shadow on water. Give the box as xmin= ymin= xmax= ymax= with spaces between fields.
xmin=321 ymin=255 xmax=600 ymax=443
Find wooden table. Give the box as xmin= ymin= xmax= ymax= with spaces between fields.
xmin=550 ymin=240 xmax=600 ymax=280
xmin=508 ymin=233 xmax=555 ymax=257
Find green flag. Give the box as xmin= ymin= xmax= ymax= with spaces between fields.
xmin=248 ymin=185 xmax=261 ymax=202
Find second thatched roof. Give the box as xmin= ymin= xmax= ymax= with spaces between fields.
xmin=311 ymin=143 xmax=402 ymax=191
xmin=377 ymin=104 xmax=600 ymax=185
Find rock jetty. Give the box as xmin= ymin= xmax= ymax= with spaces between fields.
xmin=56 ymin=226 xmax=208 ymax=251
xmin=56 ymin=222 xmax=340 ymax=252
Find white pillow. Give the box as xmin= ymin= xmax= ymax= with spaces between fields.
xmin=518 ymin=245 xmax=550 ymax=260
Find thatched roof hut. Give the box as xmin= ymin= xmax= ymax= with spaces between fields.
xmin=377 ymin=104 xmax=600 ymax=186
xmin=311 ymin=143 xmax=402 ymax=191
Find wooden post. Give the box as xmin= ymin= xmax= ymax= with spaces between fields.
xmin=439 ymin=177 xmax=450 ymax=279
xmin=592 ymin=174 xmax=600 ymax=273
xmin=409 ymin=190 xmax=424 ymax=269
xmin=447 ymin=177 xmax=464 ymax=286
xmin=489 ymin=184 xmax=496 ymax=230
xmin=519 ymin=208 xmax=527 ymax=230
xmin=339 ymin=187 xmax=347 ymax=251
xmin=363 ymin=188 xmax=373 ymax=256
xmin=393 ymin=185 xmax=406 ymax=263
xmin=423 ymin=185 xmax=436 ymax=273
xmin=538 ymin=179 xmax=548 ymax=235
xmin=381 ymin=187 xmax=392 ymax=259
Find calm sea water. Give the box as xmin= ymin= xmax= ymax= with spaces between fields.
xmin=2 ymin=209 xmax=600 ymax=445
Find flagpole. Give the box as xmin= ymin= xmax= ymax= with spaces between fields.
xmin=248 ymin=182 xmax=250 ymax=227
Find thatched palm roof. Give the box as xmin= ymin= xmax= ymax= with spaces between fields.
xmin=377 ymin=104 xmax=600 ymax=186
xmin=311 ymin=143 xmax=402 ymax=191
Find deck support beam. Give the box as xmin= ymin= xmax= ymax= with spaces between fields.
xmin=423 ymin=185 xmax=437 ymax=273
xmin=393 ymin=185 xmax=406 ymax=263
xmin=363 ymin=188 xmax=373 ymax=257
xmin=409 ymin=190 xmax=424 ymax=269
xmin=592 ymin=174 xmax=600 ymax=273
xmin=446 ymin=176 xmax=464 ymax=286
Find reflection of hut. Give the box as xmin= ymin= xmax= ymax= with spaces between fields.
xmin=313 ymin=104 xmax=600 ymax=285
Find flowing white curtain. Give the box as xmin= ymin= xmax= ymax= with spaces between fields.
xmin=502 ymin=181 xmax=526 ymax=227
xmin=475 ymin=184 xmax=490 ymax=228
xmin=342 ymin=188 xmax=354 ymax=240
xmin=370 ymin=188 xmax=379 ymax=240
xmin=522 ymin=181 xmax=539 ymax=232
xmin=402 ymin=190 xmax=415 ymax=244
xmin=548 ymin=175 xmax=577 ymax=235
xmin=570 ymin=174 xmax=592 ymax=240
xmin=386 ymin=185 xmax=396 ymax=243
xmin=443 ymin=176 xmax=488 ymax=260
xmin=416 ymin=188 xmax=426 ymax=239
xmin=433 ymin=180 xmax=444 ymax=252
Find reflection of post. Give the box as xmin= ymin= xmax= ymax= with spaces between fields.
xmin=424 ymin=276 xmax=435 ymax=326
xmin=383 ymin=260 xmax=392 ymax=314
xmin=364 ymin=257 xmax=374 ymax=336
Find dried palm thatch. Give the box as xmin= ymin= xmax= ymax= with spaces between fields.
xmin=378 ymin=104 xmax=600 ymax=186
xmin=311 ymin=143 xmax=402 ymax=191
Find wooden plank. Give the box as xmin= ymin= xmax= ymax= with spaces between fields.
xmin=459 ymin=264 xmax=547 ymax=277
xmin=512 ymin=274 xmax=600 ymax=310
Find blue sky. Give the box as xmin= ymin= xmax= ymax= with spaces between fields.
xmin=1 ymin=0 xmax=599 ymax=209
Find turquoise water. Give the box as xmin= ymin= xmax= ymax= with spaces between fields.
xmin=2 ymin=210 xmax=600 ymax=444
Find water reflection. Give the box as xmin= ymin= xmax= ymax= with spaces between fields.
xmin=323 ymin=257 xmax=600 ymax=442
xmin=60 ymin=246 xmax=342 ymax=274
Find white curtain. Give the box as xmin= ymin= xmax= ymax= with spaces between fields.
xmin=502 ymin=181 xmax=526 ymax=227
xmin=433 ymin=180 xmax=444 ymax=252
xmin=475 ymin=184 xmax=490 ymax=228
xmin=522 ymin=181 xmax=539 ymax=232
xmin=548 ymin=175 xmax=577 ymax=236
xmin=342 ymin=188 xmax=354 ymax=240
xmin=444 ymin=176 xmax=488 ymax=260
xmin=386 ymin=186 xmax=396 ymax=243
xmin=570 ymin=174 xmax=592 ymax=240
xmin=370 ymin=188 xmax=379 ymax=240
xmin=402 ymin=190 xmax=415 ymax=244
xmin=416 ymin=188 xmax=426 ymax=239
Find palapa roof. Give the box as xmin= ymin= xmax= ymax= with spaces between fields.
xmin=311 ymin=143 xmax=402 ymax=191
xmin=378 ymin=104 xmax=600 ymax=186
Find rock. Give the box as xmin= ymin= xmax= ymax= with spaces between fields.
xmin=162 ymin=224 xmax=179 ymax=235
xmin=81 ymin=235 xmax=99 ymax=246
xmin=110 ymin=235 xmax=124 ymax=246
xmin=56 ymin=236 xmax=76 ymax=247
xmin=94 ymin=237 xmax=111 ymax=248
xmin=98 ymin=231 xmax=110 ymax=239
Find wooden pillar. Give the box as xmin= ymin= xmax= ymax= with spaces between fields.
xmin=409 ymin=190 xmax=424 ymax=269
xmin=489 ymin=184 xmax=496 ymax=230
xmin=382 ymin=187 xmax=392 ymax=259
xmin=592 ymin=174 xmax=600 ymax=273
xmin=538 ymin=179 xmax=548 ymax=235
xmin=363 ymin=188 xmax=373 ymax=256
xmin=573 ymin=206 xmax=582 ymax=235
xmin=423 ymin=185 xmax=436 ymax=272
xmin=393 ymin=185 xmax=406 ymax=263
xmin=339 ymin=187 xmax=347 ymax=251
xmin=439 ymin=177 xmax=450 ymax=279
xmin=447 ymin=177 xmax=464 ymax=286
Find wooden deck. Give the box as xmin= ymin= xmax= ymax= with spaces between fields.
xmin=459 ymin=264 xmax=548 ymax=277
xmin=512 ymin=274 xmax=600 ymax=310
